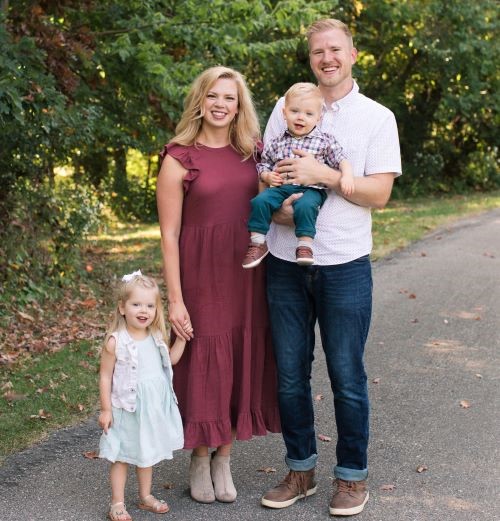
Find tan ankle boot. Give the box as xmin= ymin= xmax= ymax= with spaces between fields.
xmin=189 ymin=454 xmax=215 ymax=503
xmin=210 ymin=453 xmax=237 ymax=502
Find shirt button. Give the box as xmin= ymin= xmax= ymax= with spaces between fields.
xmin=130 ymin=388 xmax=135 ymax=392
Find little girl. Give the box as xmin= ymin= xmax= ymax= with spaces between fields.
xmin=98 ymin=270 xmax=188 ymax=521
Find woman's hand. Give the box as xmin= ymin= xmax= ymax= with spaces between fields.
xmin=168 ymin=301 xmax=194 ymax=341
xmin=99 ymin=410 xmax=113 ymax=434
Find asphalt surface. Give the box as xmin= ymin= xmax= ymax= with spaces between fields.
xmin=1 ymin=208 xmax=499 ymax=521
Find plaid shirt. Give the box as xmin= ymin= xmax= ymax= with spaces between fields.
xmin=256 ymin=126 xmax=346 ymax=189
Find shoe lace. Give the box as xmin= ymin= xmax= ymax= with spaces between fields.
xmin=335 ymin=479 xmax=358 ymax=496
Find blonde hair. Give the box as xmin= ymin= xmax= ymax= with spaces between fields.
xmin=306 ymin=19 xmax=354 ymax=48
xmin=284 ymin=82 xmax=324 ymax=106
xmin=104 ymin=273 xmax=168 ymax=347
xmin=171 ymin=66 xmax=260 ymax=160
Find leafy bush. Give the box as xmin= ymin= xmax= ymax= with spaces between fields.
xmin=0 ymin=177 xmax=102 ymax=309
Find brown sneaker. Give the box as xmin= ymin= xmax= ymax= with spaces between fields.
xmin=242 ymin=242 xmax=269 ymax=269
xmin=296 ymin=245 xmax=314 ymax=265
xmin=329 ymin=479 xmax=368 ymax=516
xmin=261 ymin=469 xmax=317 ymax=509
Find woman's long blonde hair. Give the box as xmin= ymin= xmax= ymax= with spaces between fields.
xmin=103 ymin=273 xmax=168 ymax=347
xmin=171 ymin=66 xmax=260 ymax=160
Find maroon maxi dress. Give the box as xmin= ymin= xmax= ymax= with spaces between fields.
xmin=159 ymin=142 xmax=280 ymax=449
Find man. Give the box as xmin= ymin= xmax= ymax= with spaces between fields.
xmin=261 ymin=19 xmax=402 ymax=516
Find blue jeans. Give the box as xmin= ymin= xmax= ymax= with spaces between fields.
xmin=266 ymin=254 xmax=372 ymax=481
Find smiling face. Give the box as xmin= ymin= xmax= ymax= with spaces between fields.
xmin=201 ymin=77 xmax=239 ymax=131
xmin=283 ymin=94 xmax=322 ymax=137
xmin=309 ymin=28 xmax=357 ymax=99
xmin=119 ymin=286 xmax=158 ymax=338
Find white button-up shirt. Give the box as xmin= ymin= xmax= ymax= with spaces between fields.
xmin=264 ymin=81 xmax=402 ymax=265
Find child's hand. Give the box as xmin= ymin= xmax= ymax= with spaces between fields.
xmin=99 ymin=410 xmax=113 ymax=433
xmin=262 ymin=171 xmax=283 ymax=187
xmin=340 ymin=175 xmax=355 ymax=197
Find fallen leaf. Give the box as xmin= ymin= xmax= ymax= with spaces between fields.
xmin=3 ymin=391 xmax=27 ymax=402
xmin=372 ymin=378 xmax=381 ymax=384
xmin=18 ymin=311 xmax=35 ymax=322
xmin=314 ymin=394 xmax=324 ymax=401
xmin=85 ymin=264 xmax=94 ymax=272
xmin=411 ymin=318 xmax=419 ymax=323
xmin=408 ymin=293 xmax=416 ymax=299
xmin=257 ymin=467 xmax=277 ymax=474
xmin=380 ymin=484 xmax=396 ymax=491
xmin=78 ymin=403 xmax=85 ymax=411
xmin=79 ymin=360 xmax=90 ymax=369
xmin=475 ymin=374 xmax=483 ymax=379
xmin=80 ymin=298 xmax=97 ymax=309
xmin=416 ymin=465 xmax=428 ymax=473
xmin=459 ymin=400 xmax=471 ymax=409
xmin=1 ymin=381 xmax=13 ymax=391
xmin=420 ymin=252 xmax=427 ymax=257
xmin=83 ymin=450 xmax=99 ymax=459
xmin=162 ymin=482 xmax=174 ymax=490
xmin=318 ymin=434 xmax=332 ymax=442
xmin=30 ymin=409 xmax=51 ymax=420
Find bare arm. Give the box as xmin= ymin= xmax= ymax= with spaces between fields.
xmin=169 ymin=336 xmax=187 ymax=365
xmin=98 ymin=336 xmax=116 ymax=433
xmin=156 ymin=155 xmax=194 ymax=341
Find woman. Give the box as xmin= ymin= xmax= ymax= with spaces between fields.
xmin=156 ymin=66 xmax=280 ymax=504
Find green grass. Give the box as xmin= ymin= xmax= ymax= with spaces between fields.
xmin=372 ymin=192 xmax=500 ymax=259
xmin=0 ymin=340 xmax=99 ymax=457
xmin=1 ymin=191 xmax=499 ymax=461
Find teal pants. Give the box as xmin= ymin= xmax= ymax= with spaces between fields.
xmin=248 ymin=185 xmax=327 ymax=239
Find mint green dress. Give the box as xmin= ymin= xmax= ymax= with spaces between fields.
xmin=99 ymin=335 xmax=184 ymax=467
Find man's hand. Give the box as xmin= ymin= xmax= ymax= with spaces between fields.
xmin=272 ymin=192 xmax=303 ymax=225
xmin=276 ymin=149 xmax=331 ymax=187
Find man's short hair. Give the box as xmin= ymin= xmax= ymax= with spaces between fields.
xmin=306 ymin=18 xmax=353 ymax=48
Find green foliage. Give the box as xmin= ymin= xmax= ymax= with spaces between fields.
xmin=0 ymin=177 xmax=102 ymax=309
xmin=356 ymin=0 xmax=499 ymax=196
xmin=1 ymin=0 xmax=499 ymax=301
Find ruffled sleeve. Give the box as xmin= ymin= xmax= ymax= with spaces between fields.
xmin=159 ymin=143 xmax=200 ymax=194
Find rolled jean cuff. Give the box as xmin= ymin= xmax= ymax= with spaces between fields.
xmin=334 ymin=465 xmax=368 ymax=481
xmin=286 ymin=453 xmax=317 ymax=472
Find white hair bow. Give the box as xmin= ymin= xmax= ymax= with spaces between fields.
xmin=122 ymin=269 xmax=142 ymax=282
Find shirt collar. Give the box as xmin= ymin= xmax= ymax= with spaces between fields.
xmin=322 ymin=80 xmax=359 ymax=112
xmin=283 ymin=125 xmax=323 ymax=139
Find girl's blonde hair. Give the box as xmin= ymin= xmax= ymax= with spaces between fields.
xmin=104 ymin=273 xmax=168 ymax=347
xmin=171 ymin=66 xmax=260 ymax=160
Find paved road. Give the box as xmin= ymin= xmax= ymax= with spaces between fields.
xmin=1 ymin=209 xmax=499 ymax=521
